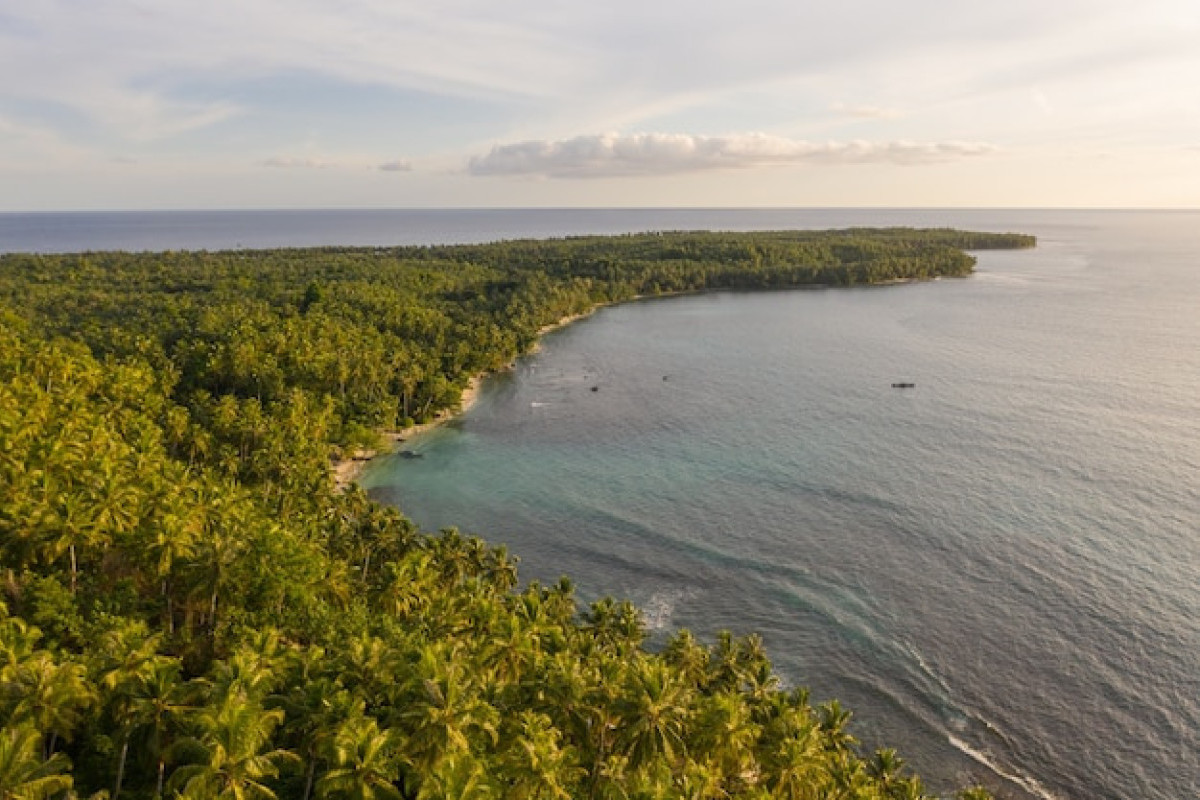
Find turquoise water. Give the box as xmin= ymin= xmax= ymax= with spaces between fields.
xmin=362 ymin=212 xmax=1200 ymax=800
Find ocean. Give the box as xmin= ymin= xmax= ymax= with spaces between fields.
xmin=5 ymin=208 xmax=1198 ymax=799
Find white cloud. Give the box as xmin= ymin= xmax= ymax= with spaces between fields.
xmin=0 ymin=114 xmax=91 ymax=165
xmin=468 ymin=133 xmax=995 ymax=178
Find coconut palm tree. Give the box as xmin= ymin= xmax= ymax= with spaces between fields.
xmin=168 ymin=695 xmax=299 ymax=800
xmin=817 ymin=701 xmax=857 ymax=754
xmin=867 ymin=749 xmax=906 ymax=794
xmin=499 ymin=711 xmax=582 ymax=800
xmin=314 ymin=716 xmax=402 ymax=800
xmin=95 ymin=626 xmax=165 ymax=799
xmin=612 ymin=658 xmax=691 ymax=773
xmin=37 ymin=493 xmax=100 ymax=595
xmin=414 ymin=753 xmax=495 ymax=800
xmin=692 ymin=691 xmax=760 ymax=786
xmin=0 ymin=725 xmax=73 ymax=800
xmin=8 ymin=653 xmax=95 ymax=759
xmin=277 ymin=676 xmax=363 ymax=800
xmin=956 ymin=788 xmax=994 ymax=800
xmin=766 ymin=736 xmax=825 ymax=800
xmin=104 ymin=654 xmax=193 ymax=799
xmin=395 ymin=645 xmax=498 ymax=772
xmin=661 ymin=630 xmax=709 ymax=690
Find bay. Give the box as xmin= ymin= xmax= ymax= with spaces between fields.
xmin=360 ymin=210 xmax=1200 ymax=800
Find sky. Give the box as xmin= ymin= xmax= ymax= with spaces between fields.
xmin=2 ymin=0 xmax=1199 ymax=210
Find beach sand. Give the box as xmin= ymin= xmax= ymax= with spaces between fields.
xmin=329 ymin=306 xmax=607 ymax=491
xmin=330 ymin=375 xmax=482 ymax=491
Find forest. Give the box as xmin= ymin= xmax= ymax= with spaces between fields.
xmin=0 ymin=229 xmax=1033 ymax=799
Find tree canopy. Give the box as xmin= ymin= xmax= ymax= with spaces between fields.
xmin=0 ymin=229 xmax=1032 ymax=799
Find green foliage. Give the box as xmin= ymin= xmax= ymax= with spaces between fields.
xmin=0 ymin=230 xmax=1033 ymax=799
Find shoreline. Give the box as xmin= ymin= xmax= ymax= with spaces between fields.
xmin=330 ymin=307 xmax=601 ymax=491
xmin=328 ymin=275 xmax=954 ymax=491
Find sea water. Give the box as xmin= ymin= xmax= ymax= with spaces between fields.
xmin=359 ymin=211 xmax=1200 ymax=800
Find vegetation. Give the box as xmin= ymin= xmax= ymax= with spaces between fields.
xmin=0 ymin=229 xmax=1032 ymax=799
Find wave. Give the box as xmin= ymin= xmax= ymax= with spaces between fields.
xmin=641 ymin=587 xmax=699 ymax=632
xmin=947 ymin=735 xmax=1062 ymax=800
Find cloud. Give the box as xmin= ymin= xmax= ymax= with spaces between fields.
xmin=377 ymin=160 xmax=413 ymax=172
xmin=831 ymin=102 xmax=900 ymax=119
xmin=0 ymin=114 xmax=92 ymax=165
xmin=468 ymin=132 xmax=996 ymax=178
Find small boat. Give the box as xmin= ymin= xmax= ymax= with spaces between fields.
xmin=891 ymin=382 xmax=916 ymax=389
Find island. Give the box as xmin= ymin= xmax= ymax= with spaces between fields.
xmin=0 ymin=229 xmax=1033 ymax=800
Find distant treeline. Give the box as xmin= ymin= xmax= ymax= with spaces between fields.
xmin=0 ymin=229 xmax=1029 ymax=799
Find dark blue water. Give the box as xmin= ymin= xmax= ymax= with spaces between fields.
xmin=5 ymin=208 xmax=1197 ymax=799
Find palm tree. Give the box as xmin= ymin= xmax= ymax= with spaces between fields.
xmin=499 ymin=711 xmax=582 ymax=800
xmin=0 ymin=725 xmax=73 ymax=800
xmin=827 ymin=751 xmax=873 ymax=799
xmin=692 ymin=691 xmax=760 ymax=786
xmin=867 ymin=749 xmax=904 ymax=792
xmin=8 ymin=653 xmax=95 ymax=759
xmin=314 ymin=717 xmax=402 ymax=800
xmin=534 ymin=651 xmax=596 ymax=758
xmin=414 ymin=753 xmax=495 ymax=800
xmin=95 ymin=626 xmax=164 ymax=799
xmin=103 ymin=654 xmax=192 ymax=799
xmin=817 ymin=700 xmax=857 ymax=754
xmin=168 ymin=695 xmax=299 ymax=800
xmin=675 ymin=759 xmax=724 ymax=800
xmin=584 ymin=599 xmax=646 ymax=657
xmin=277 ymin=676 xmax=362 ymax=800
xmin=484 ymin=613 xmax=540 ymax=693
xmin=143 ymin=480 xmax=200 ymax=634
xmin=761 ymin=707 xmax=824 ymax=800
xmin=956 ymin=788 xmax=994 ymax=800
xmin=208 ymin=630 xmax=286 ymax=706
xmin=612 ymin=658 xmax=691 ymax=773
xmin=378 ymin=553 xmax=437 ymax=621
xmin=185 ymin=496 xmax=248 ymax=636
xmin=766 ymin=736 xmax=827 ymax=800
xmin=38 ymin=493 xmax=100 ymax=595
xmin=661 ymin=630 xmax=709 ymax=690
xmin=395 ymin=645 xmax=498 ymax=772
xmin=83 ymin=461 xmax=143 ymax=543
xmin=0 ymin=612 xmax=43 ymax=676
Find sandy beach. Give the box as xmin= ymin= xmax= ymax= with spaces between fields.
xmin=331 ymin=374 xmax=482 ymax=490
xmin=330 ymin=307 xmax=599 ymax=491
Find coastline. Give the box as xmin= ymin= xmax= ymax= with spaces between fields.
xmin=328 ymin=279 xmax=940 ymax=491
xmin=330 ymin=307 xmax=600 ymax=491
